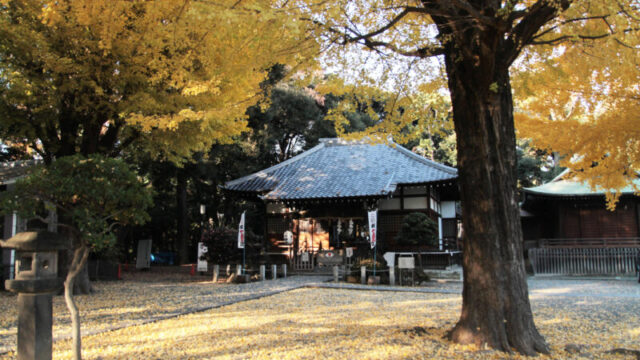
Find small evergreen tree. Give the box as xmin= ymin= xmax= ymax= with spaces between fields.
xmin=394 ymin=212 xmax=438 ymax=248
xmin=0 ymin=155 xmax=152 ymax=360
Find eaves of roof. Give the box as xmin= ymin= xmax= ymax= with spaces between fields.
xmin=523 ymin=178 xmax=640 ymax=197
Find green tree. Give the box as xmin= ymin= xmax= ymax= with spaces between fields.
xmin=0 ymin=155 xmax=152 ymax=359
xmin=516 ymin=140 xmax=564 ymax=189
xmin=247 ymin=83 xmax=328 ymax=163
xmin=394 ymin=212 xmax=438 ymax=248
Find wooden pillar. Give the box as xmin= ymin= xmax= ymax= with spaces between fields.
xmin=263 ymin=203 xmax=269 ymax=253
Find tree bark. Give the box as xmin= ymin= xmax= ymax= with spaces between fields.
xmin=64 ymin=245 xmax=91 ymax=360
xmin=176 ymin=169 xmax=189 ymax=265
xmin=58 ymin=221 xmax=92 ymax=295
xmin=443 ymin=44 xmax=549 ymax=355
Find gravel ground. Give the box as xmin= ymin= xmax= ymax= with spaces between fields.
xmin=1 ymin=273 xmax=638 ymax=358
xmin=319 ymin=276 xmax=640 ymax=299
xmin=0 ymin=275 xmax=331 ymax=355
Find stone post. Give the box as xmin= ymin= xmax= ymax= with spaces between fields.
xmin=260 ymin=265 xmax=266 ymax=281
xmin=212 ymin=264 xmax=219 ymax=283
xmin=272 ymin=264 xmax=277 ymax=280
xmin=389 ymin=267 xmax=395 ymax=286
xmin=18 ymin=294 xmax=53 ymax=360
xmin=333 ymin=266 xmax=339 ymax=282
xmin=281 ymin=264 xmax=287 ymax=278
xmin=236 ymin=264 xmax=242 ymax=276
xmin=361 ymin=266 xmax=366 ymax=284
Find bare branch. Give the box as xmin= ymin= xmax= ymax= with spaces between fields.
xmin=311 ymin=15 xmax=445 ymax=59
xmin=346 ymin=9 xmax=411 ymax=42
xmin=531 ymin=27 xmax=640 ymax=46
xmin=531 ymin=15 xmax=612 ymax=41
xmin=531 ymin=32 xmax=612 ymax=45
xmin=360 ymin=37 xmax=445 ymax=58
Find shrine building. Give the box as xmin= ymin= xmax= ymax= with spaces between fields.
xmin=222 ymin=138 xmax=460 ymax=270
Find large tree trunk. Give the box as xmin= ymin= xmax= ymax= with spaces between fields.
xmin=176 ymin=169 xmax=189 ymax=265
xmin=443 ymin=45 xmax=548 ymax=355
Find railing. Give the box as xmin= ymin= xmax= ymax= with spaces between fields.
xmin=392 ymin=251 xmax=462 ymax=270
xmin=529 ymin=247 xmax=639 ymax=275
xmin=292 ymin=251 xmax=315 ymax=271
xmin=537 ymin=237 xmax=640 ymax=248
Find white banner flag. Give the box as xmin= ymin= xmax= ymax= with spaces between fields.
xmin=197 ymin=242 xmax=208 ymax=272
xmin=368 ymin=209 xmax=377 ymax=249
xmin=237 ymin=211 xmax=246 ymax=249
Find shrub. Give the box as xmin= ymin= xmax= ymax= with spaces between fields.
xmin=394 ymin=212 xmax=438 ymax=247
xmin=199 ymin=225 xmax=261 ymax=264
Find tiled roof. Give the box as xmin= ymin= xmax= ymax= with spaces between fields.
xmin=224 ymin=138 xmax=457 ymax=200
xmin=523 ymin=177 xmax=640 ymax=197
xmin=0 ymin=160 xmax=40 ymax=185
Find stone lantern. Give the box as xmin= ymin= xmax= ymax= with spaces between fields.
xmin=1 ymin=231 xmax=70 ymax=360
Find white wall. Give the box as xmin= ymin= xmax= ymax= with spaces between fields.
xmin=404 ymin=197 xmax=428 ymax=210
xmin=441 ymin=201 xmax=456 ymax=218
xmin=379 ymin=198 xmax=401 ymax=210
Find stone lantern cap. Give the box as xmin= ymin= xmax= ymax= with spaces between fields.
xmin=3 ymin=231 xmax=70 ymax=294
xmin=0 ymin=231 xmax=71 ymax=251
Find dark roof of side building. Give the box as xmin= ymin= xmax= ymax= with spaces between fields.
xmin=223 ymin=138 xmax=457 ymax=200
xmin=523 ymin=169 xmax=640 ymax=197
xmin=0 ymin=160 xmax=41 ymax=185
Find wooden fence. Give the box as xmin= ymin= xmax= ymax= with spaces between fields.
xmin=537 ymin=237 xmax=640 ymax=248
xmin=529 ymin=247 xmax=639 ymax=275
xmin=292 ymin=251 xmax=315 ymax=271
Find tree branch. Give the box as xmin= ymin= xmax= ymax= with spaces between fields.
xmin=531 ymin=15 xmax=613 ymax=41
xmin=346 ymin=9 xmax=412 ymax=42
xmin=530 ymin=32 xmax=612 ymax=45
xmin=310 ymin=4 xmax=446 ymax=59
xmin=360 ymin=37 xmax=445 ymax=58
xmin=504 ymin=0 xmax=572 ymax=64
xmin=531 ymin=27 xmax=640 ymax=45
xmin=448 ymin=0 xmax=495 ymax=27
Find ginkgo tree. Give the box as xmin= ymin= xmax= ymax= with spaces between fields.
xmin=0 ymin=0 xmax=317 ymax=288
xmin=514 ymin=2 xmax=640 ymax=209
xmin=0 ymin=1 xmax=317 ymax=359
xmin=0 ymin=0 xmax=318 ymax=163
xmin=306 ymin=0 xmax=640 ymax=355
